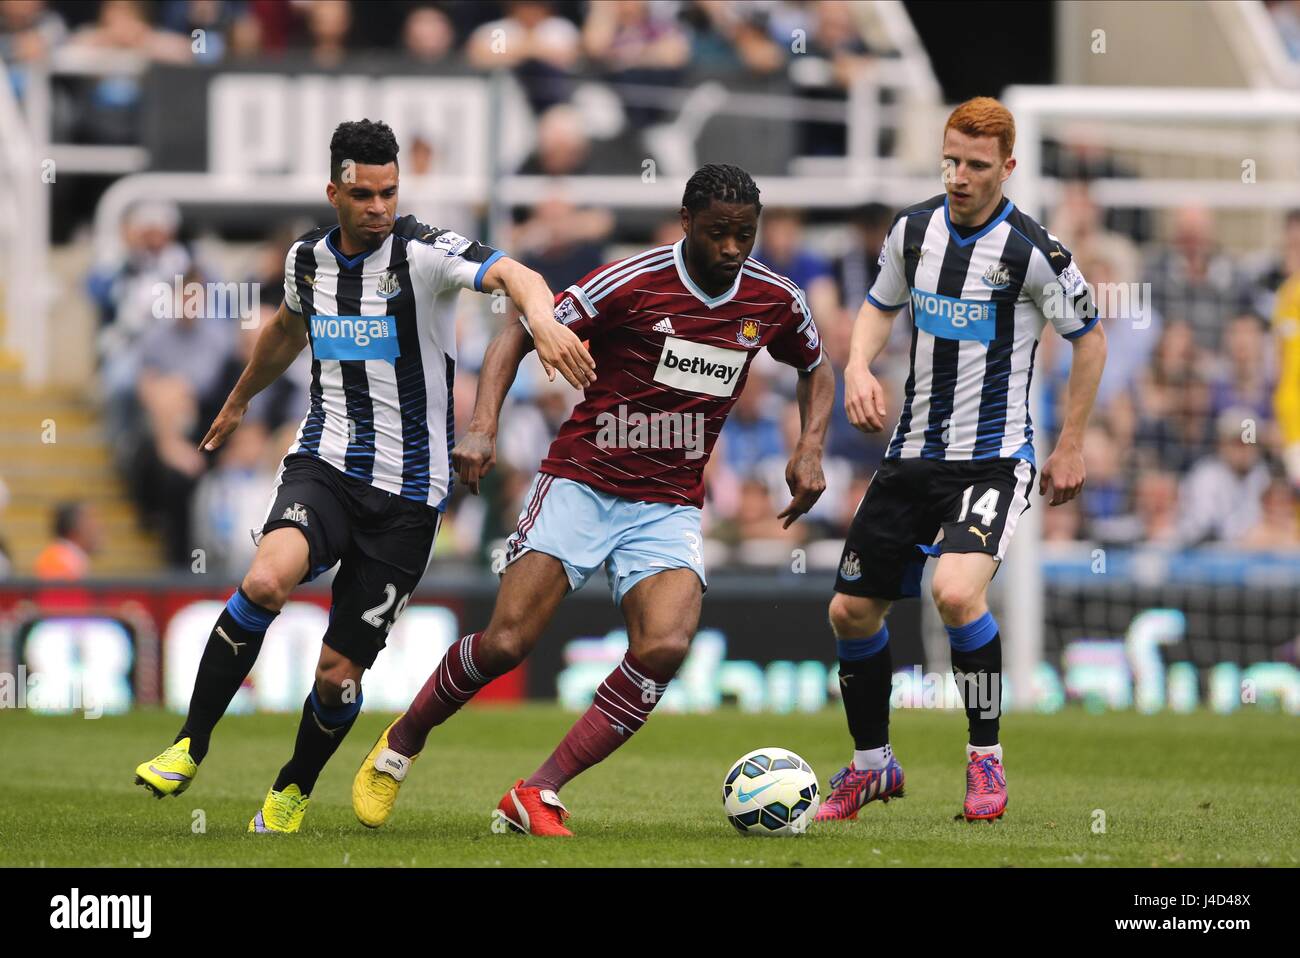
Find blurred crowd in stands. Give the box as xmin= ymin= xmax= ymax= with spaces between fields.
xmin=4 ymin=1 xmax=1300 ymax=578
xmin=3 ymin=0 xmax=876 ymax=149
xmin=72 ymin=185 xmax=1300 ymax=577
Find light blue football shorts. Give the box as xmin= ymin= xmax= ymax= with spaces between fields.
xmin=503 ymin=473 xmax=707 ymax=607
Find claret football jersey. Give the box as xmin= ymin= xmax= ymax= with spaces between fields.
xmin=533 ymin=239 xmax=824 ymax=507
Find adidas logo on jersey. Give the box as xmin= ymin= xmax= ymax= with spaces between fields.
xmin=281 ymin=503 xmax=309 ymax=526
xmin=653 ymin=317 xmax=675 ymax=334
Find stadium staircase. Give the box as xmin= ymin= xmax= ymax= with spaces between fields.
xmin=0 ymin=353 xmax=164 ymax=577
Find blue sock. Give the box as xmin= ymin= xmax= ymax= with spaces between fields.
xmin=308 ymin=685 xmax=363 ymax=726
xmin=177 ymin=587 xmax=278 ymax=763
xmin=836 ymin=626 xmax=891 ymax=750
xmin=946 ymin=611 xmax=998 ymax=653
xmin=226 ymin=587 xmax=278 ymax=633
xmin=948 ymin=615 xmax=1002 ymax=748
xmin=837 ymin=625 xmax=889 ymax=661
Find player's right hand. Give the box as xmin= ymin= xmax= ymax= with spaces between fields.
xmin=845 ymin=364 xmax=887 ymax=433
xmin=199 ymin=402 xmax=246 ymax=452
xmin=451 ymin=430 xmax=496 ymax=494
xmin=531 ymin=316 xmax=596 ymax=390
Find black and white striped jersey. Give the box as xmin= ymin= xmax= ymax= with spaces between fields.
xmin=868 ymin=194 xmax=1097 ymax=464
xmin=281 ymin=215 xmax=502 ymax=509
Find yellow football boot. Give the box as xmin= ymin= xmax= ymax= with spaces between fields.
xmin=249 ymin=784 xmax=311 ymax=833
xmin=134 ymin=737 xmax=198 ymax=798
xmin=352 ymin=716 xmax=419 ymax=828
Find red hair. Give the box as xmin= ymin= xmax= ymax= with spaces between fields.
xmin=945 ymin=97 xmax=1015 ymax=158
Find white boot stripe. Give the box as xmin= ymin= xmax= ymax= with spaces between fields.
xmin=511 ymin=790 xmax=529 ymax=832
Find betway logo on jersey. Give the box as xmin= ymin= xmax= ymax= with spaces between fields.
xmin=309 ymin=315 xmax=400 ymax=362
xmin=654 ymin=337 xmax=746 ymax=398
xmin=910 ymin=290 xmax=996 ymax=343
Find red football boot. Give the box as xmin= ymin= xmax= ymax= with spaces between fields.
xmin=492 ymin=779 xmax=574 ymax=837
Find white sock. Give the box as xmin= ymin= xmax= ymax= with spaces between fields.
xmin=967 ymin=742 xmax=1002 ymax=763
xmin=853 ymin=744 xmax=892 ymax=771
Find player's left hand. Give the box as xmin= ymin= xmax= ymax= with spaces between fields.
xmin=778 ymin=448 xmax=827 ymax=529
xmin=1039 ymin=444 xmax=1085 ymax=506
xmin=530 ymin=316 xmax=596 ymax=389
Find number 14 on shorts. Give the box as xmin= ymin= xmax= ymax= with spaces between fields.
xmin=958 ymin=485 xmax=1000 ymax=527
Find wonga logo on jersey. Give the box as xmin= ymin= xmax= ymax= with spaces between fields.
xmin=309 ymin=315 xmax=400 ymax=362
xmin=654 ymin=336 xmax=746 ymax=398
xmin=910 ymin=290 xmax=995 ymax=344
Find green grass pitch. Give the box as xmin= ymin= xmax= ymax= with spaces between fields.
xmin=1 ymin=705 xmax=1296 ymax=867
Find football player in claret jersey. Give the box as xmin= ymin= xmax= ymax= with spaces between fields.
xmin=353 ymin=164 xmax=834 ymax=835
xmin=819 ymin=97 xmax=1107 ymax=824
xmin=133 ymin=119 xmax=593 ymax=833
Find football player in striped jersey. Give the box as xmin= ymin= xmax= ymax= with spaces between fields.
xmin=134 ymin=119 xmax=593 ymax=833
xmin=819 ymin=98 xmax=1107 ymax=824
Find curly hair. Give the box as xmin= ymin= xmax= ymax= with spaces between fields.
xmin=681 ymin=163 xmax=762 ymax=215
xmin=944 ymin=97 xmax=1015 ymax=158
xmin=329 ymin=119 xmax=400 ymax=183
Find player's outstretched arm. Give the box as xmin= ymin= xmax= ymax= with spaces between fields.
xmin=479 ymin=256 xmax=595 ymax=390
xmin=199 ymin=302 xmax=308 ymax=452
xmin=778 ymin=359 xmax=835 ymax=529
xmin=1040 ymin=322 xmax=1107 ymax=506
xmin=844 ymin=299 xmax=898 ymax=433
xmin=451 ymin=321 xmax=533 ymax=494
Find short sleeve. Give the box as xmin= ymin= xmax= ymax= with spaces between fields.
xmin=411 ymin=228 xmax=504 ymax=293
xmin=283 ymin=245 xmax=302 ymax=314
xmin=766 ymin=290 xmax=824 ymax=372
xmin=534 ymin=284 xmax=607 ymax=341
xmin=866 ymin=217 xmax=909 ymax=311
xmin=1025 ymin=236 xmax=1098 ymax=340
xmin=519 ymin=260 xmax=633 ymax=341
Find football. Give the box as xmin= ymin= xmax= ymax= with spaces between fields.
xmin=722 ymin=747 xmax=820 ymax=836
